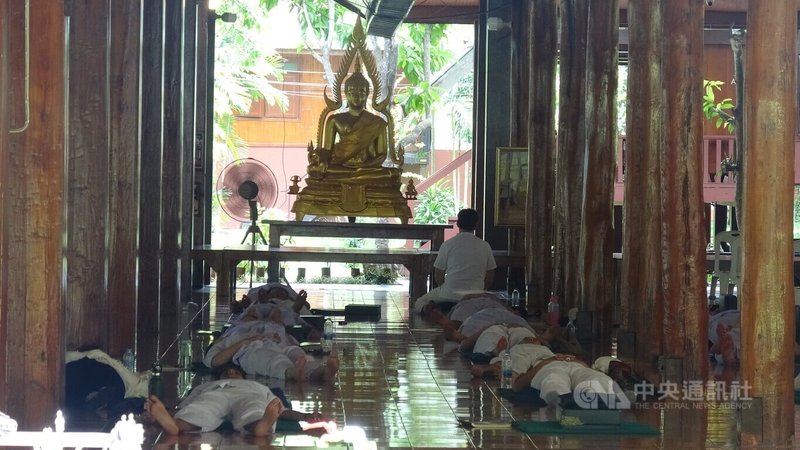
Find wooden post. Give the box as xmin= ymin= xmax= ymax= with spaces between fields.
xmin=622 ymin=0 xmax=665 ymax=375
xmin=740 ymin=0 xmax=796 ymax=445
xmin=580 ymin=0 xmax=618 ymax=355
xmin=555 ymin=0 xmax=588 ymax=310
xmin=1 ymin=0 xmax=65 ymax=429
xmin=106 ymin=0 xmax=140 ymax=359
xmin=660 ymin=0 xmax=708 ymax=382
xmin=0 ymin=0 xmax=10 ymax=416
xmin=526 ymin=0 xmax=557 ymax=309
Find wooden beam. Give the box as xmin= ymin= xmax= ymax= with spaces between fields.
xmin=741 ymin=0 xmax=797 ymax=445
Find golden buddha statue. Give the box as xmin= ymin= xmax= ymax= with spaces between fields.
xmin=291 ymin=19 xmax=411 ymax=223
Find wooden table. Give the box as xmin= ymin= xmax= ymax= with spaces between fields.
xmin=262 ymin=220 xmax=451 ymax=284
xmin=191 ymin=245 xmax=432 ymax=305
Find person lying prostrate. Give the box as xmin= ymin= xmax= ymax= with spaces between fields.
xmin=145 ymin=364 xmax=329 ymax=436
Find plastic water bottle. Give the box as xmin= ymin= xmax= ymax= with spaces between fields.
xmin=511 ymin=289 xmax=520 ymax=309
xmin=546 ymin=294 xmax=560 ymax=327
xmin=122 ymin=348 xmax=135 ymax=372
xmin=501 ymin=351 xmax=513 ymax=389
xmin=149 ymin=363 xmax=164 ymax=399
xmin=322 ymin=318 xmax=335 ymax=353
xmin=611 ymin=324 xmax=620 ymax=358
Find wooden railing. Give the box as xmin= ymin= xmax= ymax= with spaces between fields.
xmin=614 ymin=135 xmax=800 ymax=204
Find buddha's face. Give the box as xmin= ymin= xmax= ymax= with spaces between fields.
xmin=345 ymin=84 xmax=368 ymax=111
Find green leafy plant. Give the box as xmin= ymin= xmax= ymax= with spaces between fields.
xmin=413 ymin=182 xmax=457 ymax=225
xmin=702 ymin=80 xmax=736 ymax=133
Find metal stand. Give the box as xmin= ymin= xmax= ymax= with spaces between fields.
xmin=240 ymin=200 xmax=266 ymax=288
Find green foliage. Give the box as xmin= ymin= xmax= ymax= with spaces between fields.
xmin=702 ymin=80 xmax=736 ymax=133
xmin=394 ymin=24 xmax=453 ymax=116
xmin=414 ymin=182 xmax=457 ymax=225
xmin=214 ymin=0 xmax=288 ymax=158
xmin=286 ymin=0 xmax=350 ymax=49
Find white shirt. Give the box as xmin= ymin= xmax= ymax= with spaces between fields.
xmin=434 ymin=232 xmax=497 ymax=300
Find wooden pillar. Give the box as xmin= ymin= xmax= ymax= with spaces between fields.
xmin=106 ymin=1 xmax=140 ymax=359
xmin=138 ymin=0 xmax=165 ymax=370
xmin=555 ymin=0 xmax=588 ymax=310
xmin=740 ymin=0 xmax=796 ymax=445
xmin=525 ymin=0 xmax=557 ymax=309
xmin=181 ymin=0 xmax=197 ymax=303
xmin=622 ymin=0 xmax=665 ymax=374
xmin=159 ymin=0 xmax=184 ymax=368
xmin=660 ymin=0 xmax=708 ymax=382
xmin=0 ymin=0 xmax=65 ymax=429
xmin=0 ymin=0 xmax=10 ymax=417
xmin=65 ymin=0 xmax=110 ymax=351
xmin=579 ymin=0 xmax=617 ymax=353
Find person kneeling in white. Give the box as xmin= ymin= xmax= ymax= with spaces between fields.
xmin=414 ymin=208 xmax=497 ymax=312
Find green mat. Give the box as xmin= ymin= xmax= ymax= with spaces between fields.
xmin=794 ymin=391 xmax=800 ymax=404
xmin=512 ymin=420 xmax=660 ymax=436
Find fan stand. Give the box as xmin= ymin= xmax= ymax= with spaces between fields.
xmin=241 ymin=199 xmax=266 ymax=288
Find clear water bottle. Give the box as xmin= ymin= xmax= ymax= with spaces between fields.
xmin=501 ymin=351 xmax=513 ymax=389
xmin=546 ymin=294 xmax=560 ymax=327
xmin=611 ymin=324 xmax=620 ymax=358
xmin=322 ymin=318 xmax=335 ymax=353
xmin=149 ymin=363 xmax=163 ymax=399
xmin=511 ymin=289 xmax=520 ymax=309
xmin=122 ymin=348 xmax=135 ymax=372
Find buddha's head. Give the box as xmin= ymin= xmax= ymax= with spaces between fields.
xmin=344 ymin=71 xmax=370 ymax=111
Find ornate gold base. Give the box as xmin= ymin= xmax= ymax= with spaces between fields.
xmin=291 ymin=183 xmax=411 ymax=224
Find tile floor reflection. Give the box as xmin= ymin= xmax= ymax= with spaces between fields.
xmin=146 ymin=283 xmax=796 ymax=449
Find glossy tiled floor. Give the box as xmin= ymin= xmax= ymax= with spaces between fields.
xmin=147 ymin=283 xmax=799 ymax=449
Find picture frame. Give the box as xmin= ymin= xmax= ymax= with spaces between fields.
xmin=495 ymin=147 xmax=528 ymax=226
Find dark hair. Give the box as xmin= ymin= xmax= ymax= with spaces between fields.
xmin=215 ymin=363 xmax=246 ymax=379
xmin=456 ymin=208 xmax=479 ymax=231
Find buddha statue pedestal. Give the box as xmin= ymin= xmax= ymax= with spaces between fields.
xmin=292 ymin=175 xmax=411 ymax=224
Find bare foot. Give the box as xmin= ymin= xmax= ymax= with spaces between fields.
xmin=309 ymin=355 xmax=340 ymax=382
xmin=252 ymin=397 xmax=284 ymax=436
xmin=325 ymin=354 xmax=340 ymax=380
xmin=144 ymin=395 xmax=179 ymax=435
xmin=716 ymin=323 xmax=738 ymax=366
xmin=294 ymin=355 xmax=307 ymax=381
xmin=443 ymin=323 xmax=464 ymax=342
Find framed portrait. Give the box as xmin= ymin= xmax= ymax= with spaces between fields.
xmin=495 ymin=147 xmax=528 ymax=226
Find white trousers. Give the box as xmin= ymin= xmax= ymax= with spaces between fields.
xmin=531 ymin=361 xmax=616 ymax=406
xmin=174 ymin=383 xmax=277 ymax=432
xmin=235 ymin=341 xmax=307 ymax=379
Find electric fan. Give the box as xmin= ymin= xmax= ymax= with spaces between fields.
xmin=216 ymin=158 xmax=279 ymax=245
